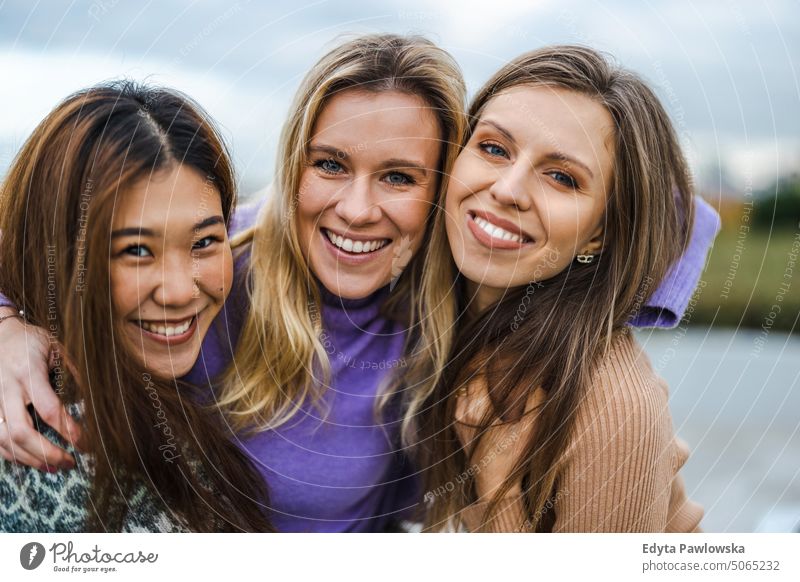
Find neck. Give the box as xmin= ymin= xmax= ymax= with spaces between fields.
xmin=465 ymin=280 xmax=507 ymax=316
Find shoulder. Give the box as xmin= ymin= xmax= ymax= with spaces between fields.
xmin=230 ymin=199 xmax=266 ymax=236
xmin=0 ymin=450 xmax=91 ymax=532
xmin=567 ymin=330 xmax=674 ymax=464
xmin=584 ymin=330 xmax=669 ymax=419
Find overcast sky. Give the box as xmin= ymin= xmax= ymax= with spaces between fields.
xmin=2 ymin=0 xmax=798 ymax=196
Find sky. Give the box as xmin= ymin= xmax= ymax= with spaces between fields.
xmin=1 ymin=0 xmax=798 ymax=197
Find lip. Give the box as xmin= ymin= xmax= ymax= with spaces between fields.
xmin=129 ymin=313 xmax=201 ymax=347
xmin=466 ymin=211 xmax=534 ymax=251
xmin=471 ymin=210 xmax=534 ymax=240
xmin=323 ymin=226 xmax=392 ymax=243
xmin=320 ymin=227 xmax=392 ymax=266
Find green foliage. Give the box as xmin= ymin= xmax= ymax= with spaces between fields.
xmin=753 ymin=175 xmax=800 ymax=231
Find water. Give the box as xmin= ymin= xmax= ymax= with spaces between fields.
xmin=636 ymin=327 xmax=800 ymax=532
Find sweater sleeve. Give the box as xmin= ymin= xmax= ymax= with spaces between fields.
xmin=630 ymin=195 xmax=720 ymax=329
xmin=552 ymin=332 xmax=684 ymax=531
xmin=0 ymin=293 xmax=14 ymax=309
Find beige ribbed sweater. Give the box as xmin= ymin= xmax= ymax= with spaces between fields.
xmin=460 ymin=330 xmax=704 ymax=532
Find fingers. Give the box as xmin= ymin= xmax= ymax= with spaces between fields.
xmin=0 ymin=400 xmax=74 ymax=471
xmin=0 ymin=316 xmax=78 ymax=470
xmin=0 ymin=436 xmax=58 ymax=473
xmin=31 ymin=353 xmax=85 ymax=452
xmin=49 ymin=339 xmax=79 ymax=380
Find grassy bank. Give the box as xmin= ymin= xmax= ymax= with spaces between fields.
xmin=691 ymin=227 xmax=799 ymax=332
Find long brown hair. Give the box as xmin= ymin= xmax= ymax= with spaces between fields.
xmin=0 ymin=81 xmax=273 ymax=531
xmin=417 ymin=46 xmax=694 ymax=531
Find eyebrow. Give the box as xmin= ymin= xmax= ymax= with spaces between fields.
xmin=478 ymin=119 xmax=595 ymax=179
xmin=111 ymin=215 xmax=225 ymax=239
xmin=308 ymin=143 xmax=346 ymax=159
xmin=541 ymin=152 xmax=595 ymax=179
xmin=308 ymin=144 xmax=430 ymax=177
xmin=478 ymin=119 xmax=517 ymax=145
xmin=376 ymin=158 xmax=430 ymax=177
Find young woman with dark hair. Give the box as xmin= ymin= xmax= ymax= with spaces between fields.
xmin=0 ymin=81 xmax=273 ymax=532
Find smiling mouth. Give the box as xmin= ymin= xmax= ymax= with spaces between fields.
xmin=469 ymin=211 xmax=533 ymax=244
xmin=134 ymin=316 xmax=196 ymax=338
xmin=322 ymin=228 xmax=391 ymax=254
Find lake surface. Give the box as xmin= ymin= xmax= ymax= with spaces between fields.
xmin=636 ymin=327 xmax=800 ymax=532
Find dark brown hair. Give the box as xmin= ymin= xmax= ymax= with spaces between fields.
xmin=417 ymin=45 xmax=694 ymax=531
xmin=0 ymin=81 xmax=273 ymax=531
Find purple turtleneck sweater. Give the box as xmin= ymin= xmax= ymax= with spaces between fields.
xmin=183 ymin=246 xmax=413 ymax=532
xmin=0 ymin=198 xmax=720 ymax=532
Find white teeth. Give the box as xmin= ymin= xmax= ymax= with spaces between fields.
xmin=325 ymin=230 xmax=388 ymax=254
xmin=139 ymin=318 xmax=192 ymax=337
xmin=473 ymin=216 xmax=525 ymax=243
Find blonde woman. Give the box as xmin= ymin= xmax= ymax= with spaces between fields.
xmin=416 ymin=46 xmax=714 ymax=532
xmin=0 ymin=37 xmax=717 ymax=531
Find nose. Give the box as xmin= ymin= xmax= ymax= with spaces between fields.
xmin=334 ymin=174 xmax=382 ymax=227
xmin=153 ymin=254 xmax=197 ymax=307
xmin=488 ymin=161 xmax=532 ymax=212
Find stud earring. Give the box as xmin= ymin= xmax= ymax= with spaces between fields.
xmin=575 ymin=254 xmax=595 ymax=264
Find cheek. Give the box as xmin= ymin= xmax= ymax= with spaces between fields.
xmin=382 ymin=187 xmax=436 ymax=240
xmin=296 ymin=173 xmax=332 ymax=220
xmin=541 ymin=197 xmax=590 ymax=243
xmin=295 ymin=173 xmax=330 ymax=249
xmin=110 ymin=264 xmax=145 ymax=315
xmin=197 ymin=250 xmax=234 ymax=304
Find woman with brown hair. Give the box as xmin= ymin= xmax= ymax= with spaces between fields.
xmin=0 ymin=81 xmax=273 ymax=531
xmin=416 ymin=45 xmax=709 ymax=532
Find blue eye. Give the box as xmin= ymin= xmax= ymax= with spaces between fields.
xmin=549 ymin=171 xmax=578 ymax=189
xmin=315 ymin=158 xmax=344 ymax=174
xmin=124 ymin=245 xmax=152 ymax=258
xmin=480 ymin=142 xmax=508 ymax=158
xmin=384 ymin=172 xmax=415 ymax=187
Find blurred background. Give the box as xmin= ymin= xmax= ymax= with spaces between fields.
xmin=1 ymin=0 xmax=798 ymax=532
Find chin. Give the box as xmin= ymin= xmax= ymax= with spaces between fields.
xmin=459 ymin=262 xmax=522 ymax=292
xmin=146 ymin=356 xmax=196 ymax=379
xmin=316 ymin=270 xmax=389 ymax=300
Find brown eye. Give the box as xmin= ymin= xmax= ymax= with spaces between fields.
xmin=192 ymin=236 xmax=219 ymax=250
xmin=123 ymin=244 xmax=152 ymax=258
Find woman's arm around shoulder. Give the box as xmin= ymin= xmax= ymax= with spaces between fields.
xmin=552 ymin=330 xmax=686 ymax=532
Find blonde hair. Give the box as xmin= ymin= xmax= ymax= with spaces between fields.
xmin=218 ymin=34 xmax=467 ymax=432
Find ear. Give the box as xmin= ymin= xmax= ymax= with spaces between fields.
xmin=579 ymin=225 xmax=605 ymax=256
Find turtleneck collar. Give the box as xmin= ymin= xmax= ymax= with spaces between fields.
xmin=314 ymin=278 xmax=395 ymax=329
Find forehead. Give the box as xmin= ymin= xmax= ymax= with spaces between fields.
xmin=482 ymin=85 xmax=615 ymax=164
xmin=311 ymin=89 xmax=442 ymax=162
xmin=114 ymin=164 xmax=222 ymax=226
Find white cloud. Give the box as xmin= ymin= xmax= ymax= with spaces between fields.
xmin=0 ymin=48 xmax=285 ymax=190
